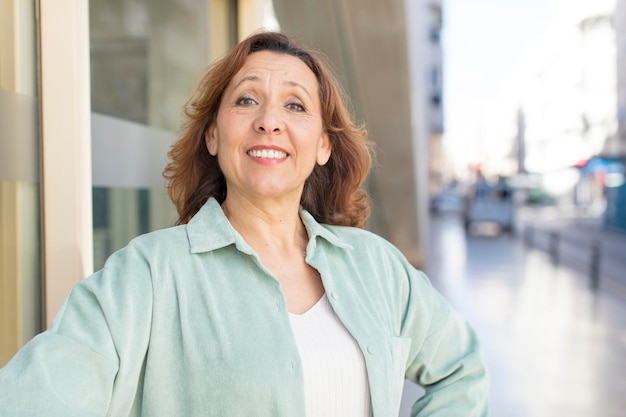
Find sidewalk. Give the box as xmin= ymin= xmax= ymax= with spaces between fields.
xmin=399 ymin=211 xmax=626 ymax=417
xmin=515 ymin=205 xmax=626 ymax=295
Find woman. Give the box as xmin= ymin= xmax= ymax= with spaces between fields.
xmin=0 ymin=31 xmax=488 ymax=416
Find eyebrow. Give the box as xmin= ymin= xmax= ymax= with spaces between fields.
xmin=232 ymin=75 xmax=260 ymax=90
xmin=232 ymin=75 xmax=313 ymax=100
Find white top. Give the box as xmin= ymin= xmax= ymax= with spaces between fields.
xmin=288 ymin=294 xmax=372 ymax=417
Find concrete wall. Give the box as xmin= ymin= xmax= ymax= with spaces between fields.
xmin=273 ymin=0 xmax=427 ymax=266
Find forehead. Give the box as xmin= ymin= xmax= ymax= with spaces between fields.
xmin=231 ymin=50 xmax=318 ymax=88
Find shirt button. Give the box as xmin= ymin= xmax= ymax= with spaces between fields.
xmin=330 ymin=292 xmax=339 ymax=300
xmin=367 ymin=345 xmax=376 ymax=355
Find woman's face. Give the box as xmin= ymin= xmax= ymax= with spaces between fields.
xmin=206 ymin=50 xmax=331 ymax=204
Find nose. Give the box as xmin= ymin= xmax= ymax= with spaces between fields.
xmin=254 ymin=103 xmax=284 ymax=134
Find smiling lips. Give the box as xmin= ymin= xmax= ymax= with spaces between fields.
xmin=247 ymin=149 xmax=288 ymax=160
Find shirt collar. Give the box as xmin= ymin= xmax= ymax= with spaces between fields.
xmin=186 ymin=197 xmax=353 ymax=254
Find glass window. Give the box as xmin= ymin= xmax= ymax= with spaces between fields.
xmin=89 ymin=0 xmax=237 ymax=269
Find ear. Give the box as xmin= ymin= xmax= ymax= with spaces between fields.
xmin=316 ymin=132 xmax=332 ymax=165
xmin=205 ymin=124 xmax=218 ymax=156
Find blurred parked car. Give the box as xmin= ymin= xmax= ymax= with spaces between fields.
xmin=429 ymin=181 xmax=467 ymax=214
xmin=463 ymin=176 xmax=515 ymax=234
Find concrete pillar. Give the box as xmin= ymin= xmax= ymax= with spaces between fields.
xmin=273 ymin=0 xmax=426 ymax=266
xmin=40 ymin=0 xmax=94 ymax=325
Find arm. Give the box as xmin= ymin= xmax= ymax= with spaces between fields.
xmin=402 ymin=271 xmax=489 ymax=416
xmin=0 ymin=244 xmax=153 ymax=416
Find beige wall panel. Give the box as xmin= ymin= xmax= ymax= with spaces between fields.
xmin=0 ymin=0 xmax=36 ymax=94
xmin=0 ymin=0 xmax=17 ymax=91
xmin=0 ymin=0 xmax=41 ymax=364
xmin=40 ymin=0 xmax=93 ymax=325
xmin=238 ymin=0 xmax=279 ymax=39
xmin=0 ymin=182 xmax=20 ymax=365
xmin=209 ymin=0 xmax=233 ymax=61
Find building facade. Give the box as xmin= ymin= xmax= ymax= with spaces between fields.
xmin=1 ymin=0 xmax=437 ymax=364
xmin=617 ymin=0 xmax=626 ymax=149
xmin=423 ymin=1 xmax=448 ymax=202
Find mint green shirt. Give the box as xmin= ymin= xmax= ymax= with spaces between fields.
xmin=0 ymin=198 xmax=488 ymax=416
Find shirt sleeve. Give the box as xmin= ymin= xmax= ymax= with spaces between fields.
xmin=402 ymin=269 xmax=490 ymax=417
xmin=0 ymin=243 xmax=154 ymax=417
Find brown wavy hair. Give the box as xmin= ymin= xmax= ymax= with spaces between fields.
xmin=163 ymin=31 xmax=373 ymax=227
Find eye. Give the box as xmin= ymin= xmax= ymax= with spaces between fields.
xmin=235 ymin=95 xmax=257 ymax=106
xmin=286 ymin=102 xmax=306 ymax=112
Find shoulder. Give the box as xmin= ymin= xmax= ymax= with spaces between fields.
xmin=100 ymin=224 xmax=190 ymax=270
xmin=320 ymin=223 xmax=425 ymax=286
xmin=324 ymin=223 xmax=434 ymax=287
xmin=324 ymin=224 xmax=406 ymax=258
xmin=129 ymin=224 xmax=189 ymax=251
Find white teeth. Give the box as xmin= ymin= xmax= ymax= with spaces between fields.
xmin=248 ymin=149 xmax=287 ymax=159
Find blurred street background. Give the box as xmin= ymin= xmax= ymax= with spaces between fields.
xmin=409 ymin=1 xmax=626 ymax=413
xmin=2 ymin=0 xmax=626 ymax=415
xmin=400 ymin=199 xmax=626 ymax=417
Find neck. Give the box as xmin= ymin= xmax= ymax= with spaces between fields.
xmin=221 ymin=195 xmax=308 ymax=254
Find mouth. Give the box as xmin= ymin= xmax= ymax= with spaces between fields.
xmin=247 ymin=149 xmax=288 ymax=160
